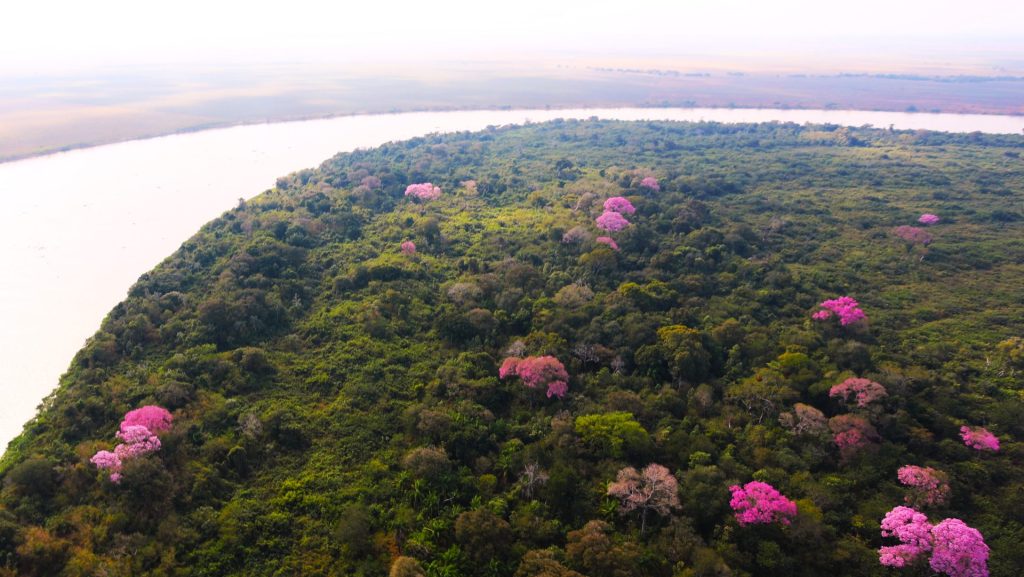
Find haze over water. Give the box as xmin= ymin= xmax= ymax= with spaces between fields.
xmin=2 ymin=107 xmax=1023 ymax=452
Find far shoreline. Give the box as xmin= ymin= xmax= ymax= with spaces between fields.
xmin=4 ymin=103 xmax=1024 ymax=166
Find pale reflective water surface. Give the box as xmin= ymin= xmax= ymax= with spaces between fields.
xmin=2 ymin=107 xmax=1023 ymax=452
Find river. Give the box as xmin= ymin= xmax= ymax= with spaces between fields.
xmin=1 ymin=106 xmax=1022 ymax=453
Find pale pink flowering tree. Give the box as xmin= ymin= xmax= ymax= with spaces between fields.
xmin=499 ymin=355 xmax=570 ymax=399
xmin=404 ymin=183 xmax=442 ymax=200
xmin=640 ymin=176 xmax=660 ymax=191
xmin=893 ymin=225 xmax=933 ymax=246
xmin=898 ymin=465 xmax=951 ymax=508
xmin=595 ymin=236 xmax=619 ymax=251
xmin=595 ymin=211 xmax=631 ymax=232
xmin=812 ymin=296 xmax=867 ymax=326
xmin=562 ymin=226 xmax=592 ymax=244
xmin=829 ymin=377 xmax=887 ymax=408
xmin=728 ymin=481 xmax=797 ymax=526
xmin=603 ymin=196 xmax=636 ymax=215
xmin=607 ymin=463 xmax=680 ymax=534
xmin=960 ymin=426 xmax=999 ymax=452
xmin=919 ymin=213 xmax=940 ymax=225
xmin=779 ymin=403 xmax=828 ymax=436
xmin=121 ymin=405 xmax=173 ymax=434
xmin=400 ymin=241 xmax=416 ymax=255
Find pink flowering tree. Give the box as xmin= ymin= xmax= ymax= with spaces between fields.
xmin=640 ymin=176 xmax=660 ymax=192
xmin=878 ymin=506 xmax=989 ymax=577
xmin=829 ymin=414 xmax=878 ymax=460
xmin=499 ymin=356 xmax=569 ymax=399
xmin=930 ymin=519 xmax=990 ymax=577
xmin=607 ymin=463 xmax=680 ymax=533
xmin=595 ymin=236 xmax=619 ymax=251
xmin=596 ymin=211 xmax=630 ymax=232
xmin=728 ymin=481 xmax=797 ymax=526
xmin=919 ymin=213 xmax=940 ymax=225
xmin=893 ymin=225 xmax=933 ymax=246
xmin=400 ymin=241 xmax=416 ymax=255
xmin=898 ymin=465 xmax=951 ymax=508
xmin=404 ymin=183 xmax=442 ymax=200
xmin=812 ymin=296 xmax=866 ymax=326
xmin=960 ymin=426 xmax=999 ymax=452
xmin=603 ymin=196 xmax=636 ymax=215
xmin=829 ymin=377 xmax=887 ymax=408
xmin=90 ymin=405 xmax=173 ymax=484
xmin=121 ymin=405 xmax=173 ymax=434
xmin=879 ymin=506 xmax=934 ymax=569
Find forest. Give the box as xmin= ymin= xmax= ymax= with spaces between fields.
xmin=1 ymin=119 xmax=1022 ymax=577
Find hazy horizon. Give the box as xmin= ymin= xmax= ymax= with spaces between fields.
xmin=4 ymin=0 xmax=1024 ymax=77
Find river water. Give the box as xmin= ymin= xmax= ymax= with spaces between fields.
xmin=1 ymin=106 xmax=1022 ymax=452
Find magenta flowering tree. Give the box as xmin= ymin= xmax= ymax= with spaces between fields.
xmin=898 ymin=465 xmax=951 ymax=508
xmin=829 ymin=377 xmax=887 ymax=408
xmin=90 ymin=405 xmax=173 ymax=484
xmin=919 ymin=213 xmax=940 ymax=225
xmin=121 ymin=405 xmax=173 ymax=434
xmin=499 ymin=355 xmax=569 ymax=399
xmin=640 ymin=176 xmax=660 ymax=191
xmin=603 ymin=196 xmax=636 ymax=215
xmin=607 ymin=463 xmax=680 ymax=533
xmin=930 ymin=519 xmax=990 ymax=577
xmin=728 ymin=481 xmax=797 ymax=526
xmin=879 ymin=506 xmax=934 ymax=568
xmin=595 ymin=236 xmax=619 ymax=251
xmin=400 ymin=241 xmax=416 ymax=255
xmin=960 ymin=426 xmax=999 ymax=452
xmin=404 ymin=182 xmax=442 ymax=200
xmin=893 ymin=225 xmax=934 ymax=246
xmin=115 ymin=425 xmax=162 ymax=459
xmin=596 ymin=211 xmax=630 ymax=232
xmin=878 ymin=507 xmax=989 ymax=577
xmin=812 ymin=296 xmax=866 ymax=325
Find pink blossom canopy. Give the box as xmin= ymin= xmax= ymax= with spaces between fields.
xmin=596 ymin=211 xmax=631 ymax=232
xmin=121 ymin=405 xmax=173 ymax=434
xmin=640 ymin=176 xmax=660 ymax=191
xmin=499 ymin=355 xmax=570 ymax=399
xmin=595 ymin=236 xmax=619 ymax=251
xmin=893 ymin=225 xmax=933 ymax=246
xmin=400 ymin=241 xmax=416 ymax=255
xmin=829 ymin=377 xmax=887 ymax=408
xmin=918 ymin=213 xmax=940 ymax=225
xmin=813 ymin=296 xmax=866 ymax=326
xmin=404 ymin=182 xmax=442 ymax=200
xmin=603 ymin=196 xmax=636 ymax=215
xmin=898 ymin=465 xmax=951 ymax=508
xmin=607 ymin=463 xmax=680 ymax=517
xmin=960 ymin=426 xmax=999 ymax=452
xmin=878 ymin=507 xmax=989 ymax=577
xmin=728 ymin=481 xmax=797 ymax=526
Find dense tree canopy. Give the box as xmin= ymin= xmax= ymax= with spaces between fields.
xmin=1 ymin=119 xmax=1022 ymax=576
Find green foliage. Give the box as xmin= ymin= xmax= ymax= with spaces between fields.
xmin=2 ymin=120 xmax=1023 ymax=576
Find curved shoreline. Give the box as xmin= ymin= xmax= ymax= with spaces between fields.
xmin=4 ymin=104 xmax=1023 ymax=166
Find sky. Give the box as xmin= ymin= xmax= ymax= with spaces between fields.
xmin=3 ymin=0 xmax=1024 ymax=75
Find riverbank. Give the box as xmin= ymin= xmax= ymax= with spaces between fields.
xmin=4 ymin=64 xmax=1023 ymax=163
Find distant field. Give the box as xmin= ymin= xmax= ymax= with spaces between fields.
xmin=2 ymin=62 xmax=1022 ymax=162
